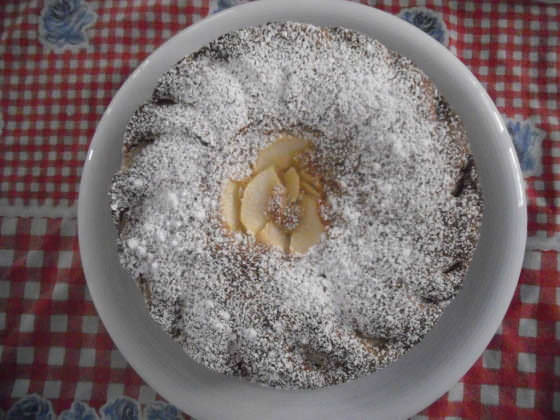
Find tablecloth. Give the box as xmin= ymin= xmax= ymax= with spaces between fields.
xmin=0 ymin=0 xmax=559 ymax=419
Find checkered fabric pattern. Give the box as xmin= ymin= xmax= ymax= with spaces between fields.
xmin=0 ymin=0 xmax=559 ymax=419
xmin=0 ymin=216 xmax=157 ymax=410
xmin=0 ymin=0 xmax=208 ymax=207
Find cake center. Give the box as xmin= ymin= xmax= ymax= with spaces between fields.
xmin=220 ymin=135 xmax=327 ymax=254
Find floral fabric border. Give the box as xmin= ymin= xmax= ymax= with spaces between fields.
xmin=6 ymin=394 xmax=186 ymax=420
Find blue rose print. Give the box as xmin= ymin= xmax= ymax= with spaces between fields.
xmin=7 ymin=394 xmax=55 ymax=420
xmin=145 ymin=401 xmax=183 ymax=420
xmin=210 ymin=0 xmax=252 ymax=14
xmin=39 ymin=0 xmax=97 ymax=52
xmin=506 ymin=117 xmax=545 ymax=177
xmin=100 ymin=397 xmax=140 ymax=420
xmin=59 ymin=401 xmax=99 ymax=420
xmin=399 ymin=7 xmax=449 ymax=45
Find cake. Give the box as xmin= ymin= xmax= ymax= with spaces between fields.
xmin=109 ymin=22 xmax=483 ymax=389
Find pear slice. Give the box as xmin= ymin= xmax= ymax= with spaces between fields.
xmin=254 ymin=135 xmax=308 ymax=173
xmin=221 ymin=180 xmax=241 ymax=231
xmin=240 ymin=166 xmax=283 ymax=235
xmin=301 ymin=181 xmax=321 ymax=198
xmin=256 ymin=222 xmax=289 ymax=252
xmin=300 ymin=170 xmax=321 ymax=189
xmin=290 ymin=195 xmax=325 ymax=254
xmin=292 ymin=147 xmax=315 ymax=169
xmin=284 ymin=167 xmax=300 ymax=202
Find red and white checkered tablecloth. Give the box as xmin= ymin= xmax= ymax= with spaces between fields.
xmin=0 ymin=1 xmax=559 ymax=419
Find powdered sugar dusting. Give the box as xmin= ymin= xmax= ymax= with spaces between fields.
xmin=110 ymin=22 xmax=483 ymax=389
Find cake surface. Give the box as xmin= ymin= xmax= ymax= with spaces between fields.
xmin=110 ymin=22 xmax=483 ymax=389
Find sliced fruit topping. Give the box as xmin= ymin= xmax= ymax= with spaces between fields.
xmin=240 ymin=165 xmax=283 ymax=235
xmin=283 ymin=167 xmax=300 ymax=202
xmin=221 ymin=179 xmax=241 ymax=231
xmin=254 ymin=135 xmax=308 ymax=172
xmin=301 ymin=181 xmax=321 ymax=198
xmin=290 ymin=195 xmax=325 ymax=254
xmin=221 ymin=134 xmax=328 ymax=255
xmin=299 ymin=170 xmax=321 ymax=189
xmin=256 ymin=222 xmax=289 ymax=252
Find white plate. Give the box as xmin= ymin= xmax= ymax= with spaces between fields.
xmin=78 ymin=1 xmax=526 ymax=419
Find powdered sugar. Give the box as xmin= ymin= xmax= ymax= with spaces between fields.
xmin=110 ymin=22 xmax=482 ymax=389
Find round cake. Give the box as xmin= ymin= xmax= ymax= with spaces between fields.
xmin=110 ymin=22 xmax=483 ymax=389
